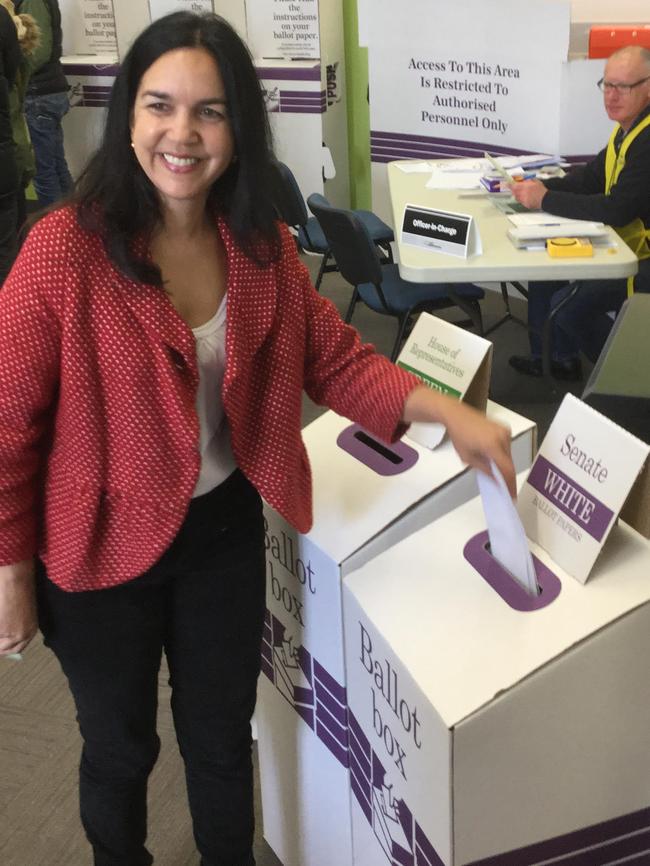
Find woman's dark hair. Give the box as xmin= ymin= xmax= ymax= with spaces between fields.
xmin=73 ymin=12 xmax=280 ymax=284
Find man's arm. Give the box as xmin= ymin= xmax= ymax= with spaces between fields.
xmin=511 ymin=131 xmax=650 ymax=227
xmin=509 ymin=148 xmax=606 ymax=211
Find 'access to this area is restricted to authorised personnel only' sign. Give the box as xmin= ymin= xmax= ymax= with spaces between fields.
xmin=401 ymin=204 xmax=481 ymax=257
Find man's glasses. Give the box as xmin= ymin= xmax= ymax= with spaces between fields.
xmin=597 ymin=76 xmax=650 ymax=95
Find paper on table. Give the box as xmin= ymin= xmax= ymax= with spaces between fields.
xmin=500 ymin=153 xmax=561 ymax=169
xmin=508 ymin=212 xmax=605 ymax=229
xmin=426 ymin=168 xmax=482 ymax=190
xmin=396 ymin=161 xmax=432 ymax=173
xmin=477 ymin=461 xmax=539 ymax=597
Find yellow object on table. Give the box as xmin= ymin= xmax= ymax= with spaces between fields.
xmin=546 ymin=237 xmax=593 ymax=257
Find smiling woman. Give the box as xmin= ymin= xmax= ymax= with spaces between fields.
xmin=130 ymin=48 xmax=235 ymax=211
xmin=0 ymin=11 xmax=516 ymax=866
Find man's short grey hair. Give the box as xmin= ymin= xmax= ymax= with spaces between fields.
xmin=608 ymin=45 xmax=650 ymax=73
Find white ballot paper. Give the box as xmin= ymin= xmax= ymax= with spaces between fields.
xmin=396 ymin=161 xmax=431 ymax=173
xmin=477 ymin=461 xmax=539 ymax=597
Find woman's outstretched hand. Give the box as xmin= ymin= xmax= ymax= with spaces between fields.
xmin=402 ymin=386 xmax=516 ymax=497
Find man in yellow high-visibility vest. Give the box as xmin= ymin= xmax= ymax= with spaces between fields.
xmin=509 ymin=45 xmax=650 ymax=381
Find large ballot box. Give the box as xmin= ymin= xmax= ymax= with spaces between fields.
xmin=257 ymin=404 xmax=536 ymax=866
xmin=342 ymin=483 xmax=650 ymax=866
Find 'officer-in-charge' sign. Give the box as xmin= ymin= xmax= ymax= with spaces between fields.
xmin=401 ymin=204 xmax=481 ymax=258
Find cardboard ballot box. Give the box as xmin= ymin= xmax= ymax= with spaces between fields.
xmin=257 ymin=404 xmax=536 ymax=866
xmin=342 ymin=478 xmax=650 ymax=866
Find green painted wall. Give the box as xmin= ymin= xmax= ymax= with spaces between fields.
xmin=342 ymin=0 xmax=371 ymax=209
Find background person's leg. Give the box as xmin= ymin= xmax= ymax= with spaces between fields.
xmin=164 ymin=472 xmax=266 ymax=866
xmin=24 ymin=93 xmax=73 ymax=206
xmin=0 ymin=193 xmax=18 ymax=284
xmin=509 ymin=281 xmax=565 ymax=376
xmin=36 ymin=564 xmax=167 ymax=866
xmin=53 ymin=94 xmax=74 ymax=194
xmin=553 ymin=278 xmax=627 ymax=363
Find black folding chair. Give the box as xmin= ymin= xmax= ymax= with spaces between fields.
xmin=269 ymin=161 xmax=394 ymax=290
xmin=307 ymin=193 xmax=484 ymax=361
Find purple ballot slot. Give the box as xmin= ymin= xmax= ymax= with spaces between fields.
xmin=336 ymin=424 xmax=419 ymax=476
xmin=463 ymin=530 xmax=561 ymax=612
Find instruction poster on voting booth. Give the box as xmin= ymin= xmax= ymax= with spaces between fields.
xmin=149 ymin=0 xmax=213 ymax=21
xmin=246 ymin=0 xmax=320 ymax=60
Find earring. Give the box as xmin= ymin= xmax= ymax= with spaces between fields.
xmin=130 ymin=141 xmax=135 ymax=149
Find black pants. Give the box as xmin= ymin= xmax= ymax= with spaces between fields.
xmin=0 ymin=190 xmax=18 ymax=285
xmin=36 ymin=470 xmax=265 ymax=866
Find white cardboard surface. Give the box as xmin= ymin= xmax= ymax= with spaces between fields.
xmin=343 ymin=477 xmax=650 ymax=865
xmin=304 ymin=403 xmax=533 ymax=568
xmin=345 ymin=483 xmax=650 ymax=729
xmin=259 ymin=405 xmax=535 ymax=866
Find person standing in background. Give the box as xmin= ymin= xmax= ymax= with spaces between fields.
xmin=0 ymin=3 xmax=21 ymax=282
xmin=0 ymin=0 xmax=40 ymax=240
xmin=14 ymin=0 xmax=72 ymax=205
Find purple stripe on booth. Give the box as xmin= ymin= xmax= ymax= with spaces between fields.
xmin=548 ymin=827 xmax=650 ymax=865
xmin=260 ymin=657 xmax=274 ymax=682
xmin=280 ymin=102 xmax=324 ymax=114
xmin=293 ymin=685 xmax=314 ymax=705
xmin=63 ymin=64 xmax=119 ymax=76
xmin=526 ymin=455 xmax=614 ymax=541
xmin=415 ymin=824 xmax=445 ymax=866
xmin=349 ymin=710 xmax=371 ymax=757
xmin=349 ymin=751 xmax=370 ymax=794
xmin=313 ymin=659 xmax=347 ymax=703
xmin=281 ymin=88 xmax=325 ymax=98
xmin=393 ymin=844 xmax=415 ymax=866
xmin=467 ymin=806 xmax=650 ymax=865
xmin=295 ymin=703 xmax=314 ymax=730
xmin=349 ymin=736 xmax=371 ymax=780
xmin=315 ymin=701 xmax=348 ymax=749
xmin=351 ymin=773 xmax=373 ymax=823
xmin=371 ymin=130 xmax=536 ymax=153
xmin=281 ymin=94 xmax=325 ymax=104
xmin=256 ymin=66 xmax=320 ymax=81
xmin=79 ymin=99 xmax=111 ymax=107
xmin=316 ymin=720 xmax=349 ymax=767
xmin=279 ymin=105 xmax=325 ymax=114
xmin=80 ymin=85 xmax=113 ymax=94
xmin=314 ymin=679 xmax=347 ymax=725
xmin=280 ymin=98 xmax=326 ymax=111
xmin=370 ymin=131 xmax=595 ymax=166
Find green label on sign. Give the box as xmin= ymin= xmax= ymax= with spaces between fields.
xmin=397 ymin=362 xmax=462 ymax=399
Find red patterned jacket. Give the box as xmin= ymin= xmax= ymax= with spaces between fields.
xmin=0 ymin=207 xmax=417 ymax=591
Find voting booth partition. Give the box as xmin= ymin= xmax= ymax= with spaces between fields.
xmin=59 ymin=0 xmax=350 ymax=208
xmin=256 ymin=399 xmax=536 ymax=866
xmin=360 ymin=0 xmax=650 ymax=224
xmin=342 ymin=395 xmax=650 ymax=866
xmin=583 ymin=293 xmax=650 ymax=453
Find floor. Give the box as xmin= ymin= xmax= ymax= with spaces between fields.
xmin=0 ymin=255 xmax=586 ymax=866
